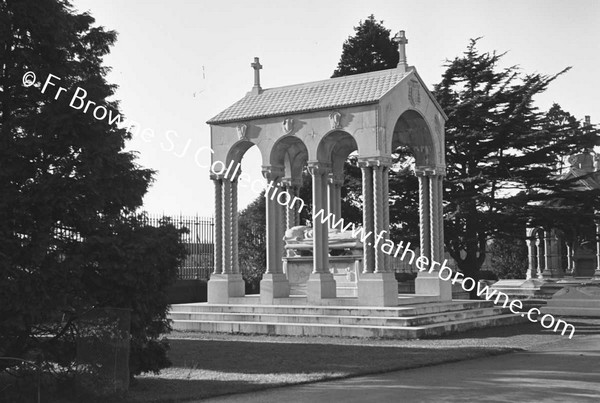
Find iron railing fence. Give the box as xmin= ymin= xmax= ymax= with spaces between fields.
xmin=145 ymin=214 xmax=214 ymax=280
xmin=44 ymin=213 xmax=215 ymax=281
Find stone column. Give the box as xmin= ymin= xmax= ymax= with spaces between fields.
xmin=566 ymin=242 xmax=574 ymax=276
xmin=542 ymin=229 xmax=553 ymax=278
xmin=327 ymin=173 xmax=344 ymax=226
xmin=360 ymin=162 xmax=375 ymax=273
xmin=306 ymin=162 xmax=336 ymax=303
xmin=260 ymin=166 xmax=289 ymax=304
xmin=382 ymin=165 xmax=391 ymax=271
xmin=415 ymin=169 xmax=451 ymax=301
xmin=594 ymin=219 xmax=600 ymax=280
xmin=416 ymin=170 xmax=431 ymax=259
xmin=437 ymin=173 xmax=445 ymax=261
xmin=551 ymin=229 xmax=564 ymax=278
xmin=212 ymin=176 xmax=223 ymax=275
xmin=207 ymin=169 xmax=244 ymax=304
xmin=536 ymin=232 xmax=544 ymax=277
xmin=357 ymin=159 xmax=397 ymax=307
xmin=231 ymin=171 xmax=240 ymax=275
xmin=373 ymin=165 xmax=385 ymax=273
xmin=429 ymin=174 xmax=440 ymax=263
xmin=525 ymin=228 xmax=536 ymax=280
xmin=282 ymin=178 xmax=300 ymax=231
xmin=222 ymin=178 xmax=232 ymax=274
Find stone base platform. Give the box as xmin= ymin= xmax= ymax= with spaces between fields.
xmin=169 ymin=299 xmax=525 ymax=339
xmin=541 ymin=285 xmax=600 ymax=317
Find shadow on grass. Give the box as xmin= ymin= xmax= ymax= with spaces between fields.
xmin=126 ymin=340 xmax=517 ymax=402
xmin=128 ymin=378 xmax=258 ymax=403
xmin=167 ymin=339 xmax=514 ymax=374
xmin=432 ymin=318 xmax=600 ymax=340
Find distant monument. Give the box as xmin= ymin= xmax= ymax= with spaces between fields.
xmin=205 ymin=31 xmax=450 ymax=306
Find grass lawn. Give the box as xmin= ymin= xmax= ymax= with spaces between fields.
xmin=128 ymin=340 xmax=513 ymax=402
xmin=125 ymin=318 xmax=600 ymax=402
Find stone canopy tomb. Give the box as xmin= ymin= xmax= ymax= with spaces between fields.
xmin=206 ymin=31 xmax=451 ymax=307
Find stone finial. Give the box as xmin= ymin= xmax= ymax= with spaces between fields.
xmin=393 ymin=30 xmax=408 ymax=73
xmin=250 ymin=57 xmax=263 ymax=95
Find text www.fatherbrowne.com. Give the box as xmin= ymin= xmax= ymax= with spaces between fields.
xmin=306 ymin=206 xmax=576 ymax=339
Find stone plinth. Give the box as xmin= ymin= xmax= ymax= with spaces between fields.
xmin=259 ymin=273 xmax=289 ymax=304
xmin=283 ymin=255 xmax=362 ymax=297
xmin=415 ymin=271 xmax=452 ymax=301
xmin=207 ymin=273 xmax=245 ymax=304
xmin=358 ymin=272 xmax=399 ymax=306
xmin=541 ymin=284 xmax=600 ymax=317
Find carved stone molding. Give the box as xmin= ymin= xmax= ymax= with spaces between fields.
xmin=408 ymin=80 xmax=421 ymax=107
xmin=434 ymin=114 xmax=442 ymax=136
xmin=329 ymin=111 xmax=342 ymax=129
xmin=357 ymin=157 xmax=393 ymax=168
xmin=282 ymin=118 xmax=294 ymax=135
xmin=307 ymin=162 xmax=331 ymax=176
xmin=237 ymin=124 xmax=248 ymax=140
xmin=261 ymin=165 xmax=285 ymax=181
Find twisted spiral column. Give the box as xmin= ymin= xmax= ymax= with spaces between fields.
xmin=284 ymin=182 xmax=296 ymax=230
xmin=595 ymin=219 xmax=600 ymax=279
xmin=212 ymin=177 xmax=223 ymax=275
xmin=429 ymin=173 xmax=440 ymax=263
xmin=382 ymin=165 xmax=390 ymax=272
xmin=416 ymin=170 xmax=431 ymax=260
xmin=222 ymin=178 xmax=233 ymax=274
xmin=437 ymin=173 xmax=445 ymax=260
xmin=231 ymin=172 xmax=239 ymax=275
xmin=373 ymin=164 xmax=384 ymax=273
xmin=278 ymin=184 xmax=287 ymax=258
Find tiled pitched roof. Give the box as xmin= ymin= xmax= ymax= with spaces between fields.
xmin=207 ymin=68 xmax=409 ymax=124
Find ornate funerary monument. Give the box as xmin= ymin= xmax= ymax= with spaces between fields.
xmin=169 ymin=32 xmax=522 ymax=337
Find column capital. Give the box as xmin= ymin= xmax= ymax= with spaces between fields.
xmin=414 ymin=168 xmax=434 ymax=177
xmin=357 ymin=157 xmax=392 ymax=168
xmin=525 ymin=227 xmax=537 ymax=238
xmin=415 ymin=165 xmax=446 ymax=177
xmin=281 ymin=177 xmax=303 ymax=188
xmin=307 ymin=162 xmax=331 ymax=176
xmin=262 ymin=165 xmax=285 ymax=181
xmin=328 ymin=173 xmax=344 ymax=186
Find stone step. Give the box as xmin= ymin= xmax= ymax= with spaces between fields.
xmin=540 ymin=306 xmax=600 ymax=317
xmin=227 ymin=294 xmax=443 ymax=306
xmin=169 ymin=306 xmax=507 ymax=327
xmin=169 ymin=300 xmax=494 ymax=317
xmin=170 ymin=313 xmax=525 ymax=339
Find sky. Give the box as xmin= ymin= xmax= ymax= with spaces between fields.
xmin=72 ymin=0 xmax=600 ymax=217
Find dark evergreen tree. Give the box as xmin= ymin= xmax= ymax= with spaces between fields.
xmin=331 ymin=18 xmax=599 ymax=283
xmin=332 ymin=16 xmax=418 ymax=243
xmin=0 ymin=0 xmax=186 ymax=388
xmin=435 ymin=40 xmax=599 ymax=283
xmin=332 ymin=15 xmax=399 ymax=78
xmin=489 ymin=238 xmax=528 ymax=279
xmin=238 ymin=192 xmax=266 ymax=292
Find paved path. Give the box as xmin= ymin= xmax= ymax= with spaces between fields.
xmin=206 ymin=335 xmax=600 ymax=402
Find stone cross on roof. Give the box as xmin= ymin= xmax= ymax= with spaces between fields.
xmin=393 ymin=30 xmax=408 ymax=73
xmin=250 ymin=57 xmax=263 ymax=95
